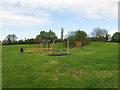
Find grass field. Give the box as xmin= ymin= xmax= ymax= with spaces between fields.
xmin=2 ymin=42 xmax=119 ymax=88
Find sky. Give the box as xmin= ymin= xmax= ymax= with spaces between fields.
xmin=0 ymin=0 xmax=119 ymax=40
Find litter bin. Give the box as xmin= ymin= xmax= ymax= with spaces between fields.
xmin=20 ymin=48 xmax=24 ymax=52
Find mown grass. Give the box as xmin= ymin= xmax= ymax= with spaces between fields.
xmin=2 ymin=42 xmax=119 ymax=88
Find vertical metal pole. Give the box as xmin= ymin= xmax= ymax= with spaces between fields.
xmin=48 ymin=42 xmax=50 ymax=48
xmin=67 ymin=40 xmax=70 ymax=55
xmin=44 ymin=41 xmax=45 ymax=48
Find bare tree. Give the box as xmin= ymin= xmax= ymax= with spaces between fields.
xmin=91 ymin=27 xmax=110 ymax=42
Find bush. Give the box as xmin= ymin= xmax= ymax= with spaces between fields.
xmin=111 ymin=32 xmax=120 ymax=43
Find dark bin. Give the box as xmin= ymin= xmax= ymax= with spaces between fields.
xmin=20 ymin=48 xmax=24 ymax=52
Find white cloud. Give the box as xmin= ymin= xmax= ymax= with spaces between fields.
xmin=109 ymin=30 xmax=118 ymax=36
xmin=0 ymin=1 xmax=52 ymax=27
xmin=0 ymin=9 xmax=51 ymax=27
xmin=16 ymin=0 xmax=119 ymax=19
xmin=0 ymin=0 xmax=119 ymax=27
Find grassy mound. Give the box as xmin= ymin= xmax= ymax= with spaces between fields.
xmin=2 ymin=42 xmax=118 ymax=88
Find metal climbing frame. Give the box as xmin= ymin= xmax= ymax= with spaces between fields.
xmin=52 ymin=39 xmax=70 ymax=55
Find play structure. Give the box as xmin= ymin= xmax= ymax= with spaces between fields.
xmin=20 ymin=39 xmax=82 ymax=55
xmin=22 ymin=38 xmax=71 ymax=55
xmin=75 ymin=41 xmax=82 ymax=49
xmin=34 ymin=38 xmax=50 ymax=48
xmin=20 ymin=28 xmax=83 ymax=56
xmin=71 ymin=41 xmax=83 ymax=49
xmin=49 ymin=39 xmax=70 ymax=55
xmin=20 ymin=37 xmax=83 ymax=56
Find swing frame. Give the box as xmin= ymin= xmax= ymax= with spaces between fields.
xmin=52 ymin=39 xmax=70 ymax=55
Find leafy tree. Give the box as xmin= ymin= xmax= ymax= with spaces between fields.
xmin=17 ymin=39 xmax=24 ymax=44
xmin=29 ymin=38 xmax=35 ymax=44
xmin=36 ymin=30 xmax=57 ymax=43
xmin=91 ymin=27 xmax=110 ymax=42
xmin=66 ymin=31 xmax=75 ymax=46
xmin=46 ymin=30 xmax=58 ymax=43
xmin=8 ymin=37 xmax=11 ymax=45
xmin=24 ymin=39 xmax=29 ymax=44
xmin=36 ymin=31 xmax=47 ymax=40
xmin=17 ymin=38 xmax=35 ymax=44
xmin=75 ymin=31 xmax=87 ymax=42
xmin=0 ymin=40 xmax=1 ymax=45
xmin=1 ymin=40 xmax=8 ymax=45
xmin=5 ymin=34 xmax=17 ymax=45
xmin=61 ymin=28 xmax=64 ymax=39
xmin=67 ymin=30 xmax=90 ymax=47
xmin=111 ymin=32 xmax=120 ymax=43
xmin=6 ymin=34 xmax=17 ymax=41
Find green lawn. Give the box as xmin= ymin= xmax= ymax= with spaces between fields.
xmin=2 ymin=42 xmax=119 ymax=88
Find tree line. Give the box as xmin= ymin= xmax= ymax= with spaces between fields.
xmin=1 ymin=27 xmax=120 ymax=45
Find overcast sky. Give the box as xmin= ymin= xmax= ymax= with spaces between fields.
xmin=0 ymin=0 xmax=119 ymax=40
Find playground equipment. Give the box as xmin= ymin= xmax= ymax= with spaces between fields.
xmin=34 ymin=38 xmax=50 ymax=48
xmin=20 ymin=37 xmax=83 ymax=56
xmin=51 ymin=39 xmax=70 ymax=55
xmin=75 ymin=41 xmax=81 ymax=47
xmin=22 ymin=38 xmax=70 ymax=55
xmin=71 ymin=41 xmax=82 ymax=49
xmin=23 ymin=38 xmax=51 ymax=53
xmin=75 ymin=41 xmax=82 ymax=49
